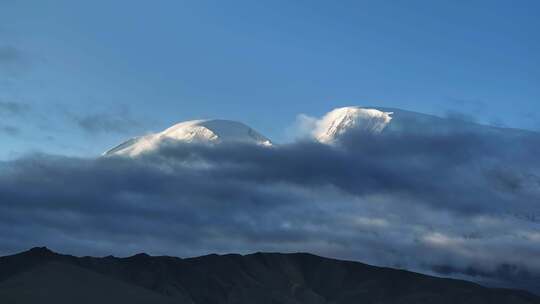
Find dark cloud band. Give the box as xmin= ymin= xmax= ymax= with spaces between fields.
xmin=0 ymin=123 xmax=539 ymax=293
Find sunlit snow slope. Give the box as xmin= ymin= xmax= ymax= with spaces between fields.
xmin=314 ymin=106 xmax=394 ymax=143
xmin=104 ymin=119 xmax=272 ymax=157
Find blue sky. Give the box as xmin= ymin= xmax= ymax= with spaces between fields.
xmin=1 ymin=0 xmax=539 ymax=159
xmin=2 ymin=2 xmax=540 ymax=291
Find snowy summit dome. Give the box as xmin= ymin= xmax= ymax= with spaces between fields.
xmin=104 ymin=119 xmax=272 ymax=157
xmin=314 ymin=106 xmax=393 ymax=143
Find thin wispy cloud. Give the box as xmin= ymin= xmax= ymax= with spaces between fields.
xmin=0 ymin=124 xmax=20 ymax=136
xmin=0 ymin=46 xmax=22 ymax=64
xmin=73 ymin=112 xmax=143 ymax=135
xmin=0 ymin=45 xmax=28 ymax=78
xmin=0 ymin=100 xmax=30 ymax=116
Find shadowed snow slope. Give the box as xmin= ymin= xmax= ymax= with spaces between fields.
xmin=104 ymin=119 xmax=272 ymax=157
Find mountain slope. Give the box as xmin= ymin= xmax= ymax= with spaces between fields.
xmin=310 ymin=106 xmax=539 ymax=144
xmin=104 ymin=107 xmax=537 ymax=156
xmin=0 ymin=247 xmax=538 ymax=304
xmin=0 ymin=262 xmax=181 ymax=304
xmin=104 ymin=119 xmax=272 ymax=157
xmin=313 ymin=106 xmax=394 ymax=143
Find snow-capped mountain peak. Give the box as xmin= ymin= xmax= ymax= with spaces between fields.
xmin=104 ymin=119 xmax=272 ymax=157
xmin=314 ymin=106 xmax=393 ymax=143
